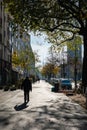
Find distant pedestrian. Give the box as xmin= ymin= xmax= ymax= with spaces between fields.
xmin=21 ymin=76 xmax=32 ymax=104
xmin=37 ymin=76 xmax=40 ymax=82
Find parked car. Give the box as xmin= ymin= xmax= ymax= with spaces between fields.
xmin=50 ymin=78 xmax=60 ymax=85
xmin=59 ymin=79 xmax=72 ymax=90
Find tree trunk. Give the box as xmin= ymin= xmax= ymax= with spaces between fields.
xmin=82 ymin=31 xmax=87 ymax=94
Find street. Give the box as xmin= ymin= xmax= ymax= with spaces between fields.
xmin=0 ymin=80 xmax=87 ymax=130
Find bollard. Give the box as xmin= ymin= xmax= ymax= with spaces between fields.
xmin=54 ymin=82 xmax=59 ymax=92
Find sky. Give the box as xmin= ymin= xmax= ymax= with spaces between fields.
xmin=30 ymin=32 xmax=51 ymax=66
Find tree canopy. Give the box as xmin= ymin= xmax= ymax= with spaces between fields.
xmin=4 ymin=0 xmax=87 ymax=36
xmin=41 ymin=62 xmax=59 ymax=79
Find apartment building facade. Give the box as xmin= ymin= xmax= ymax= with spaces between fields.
xmin=0 ymin=1 xmax=12 ymax=85
xmin=67 ymin=44 xmax=82 ymax=80
xmin=59 ymin=44 xmax=82 ymax=80
xmin=0 ymin=0 xmax=36 ymax=85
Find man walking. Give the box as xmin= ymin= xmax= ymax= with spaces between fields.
xmin=21 ymin=76 xmax=32 ymax=104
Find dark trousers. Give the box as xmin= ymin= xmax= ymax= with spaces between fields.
xmin=24 ymin=91 xmax=29 ymax=103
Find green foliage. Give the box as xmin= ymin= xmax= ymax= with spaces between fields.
xmin=66 ymin=35 xmax=83 ymax=51
xmin=41 ymin=62 xmax=59 ymax=78
xmin=2 ymin=1 xmax=80 ymax=31
xmin=12 ymin=51 xmax=20 ymax=66
xmin=3 ymin=1 xmax=87 ymax=43
xmin=12 ymin=41 xmax=35 ymax=72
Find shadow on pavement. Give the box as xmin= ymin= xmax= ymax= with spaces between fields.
xmin=23 ymin=100 xmax=87 ymax=130
xmin=1 ymin=98 xmax=87 ymax=130
xmin=14 ymin=103 xmax=28 ymax=111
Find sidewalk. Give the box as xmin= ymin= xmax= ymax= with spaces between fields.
xmin=0 ymin=80 xmax=87 ymax=130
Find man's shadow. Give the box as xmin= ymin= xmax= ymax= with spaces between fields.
xmin=14 ymin=103 xmax=28 ymax=111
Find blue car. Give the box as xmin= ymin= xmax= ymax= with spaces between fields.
xmin=60 ymin=79 xmax=72 ymax=90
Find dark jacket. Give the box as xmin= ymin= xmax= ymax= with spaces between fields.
xmin=21 ymin=77 xmax=32 ymax=92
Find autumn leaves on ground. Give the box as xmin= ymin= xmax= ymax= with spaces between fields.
xmin=68 ymin=94 xmax=86 ymax=110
